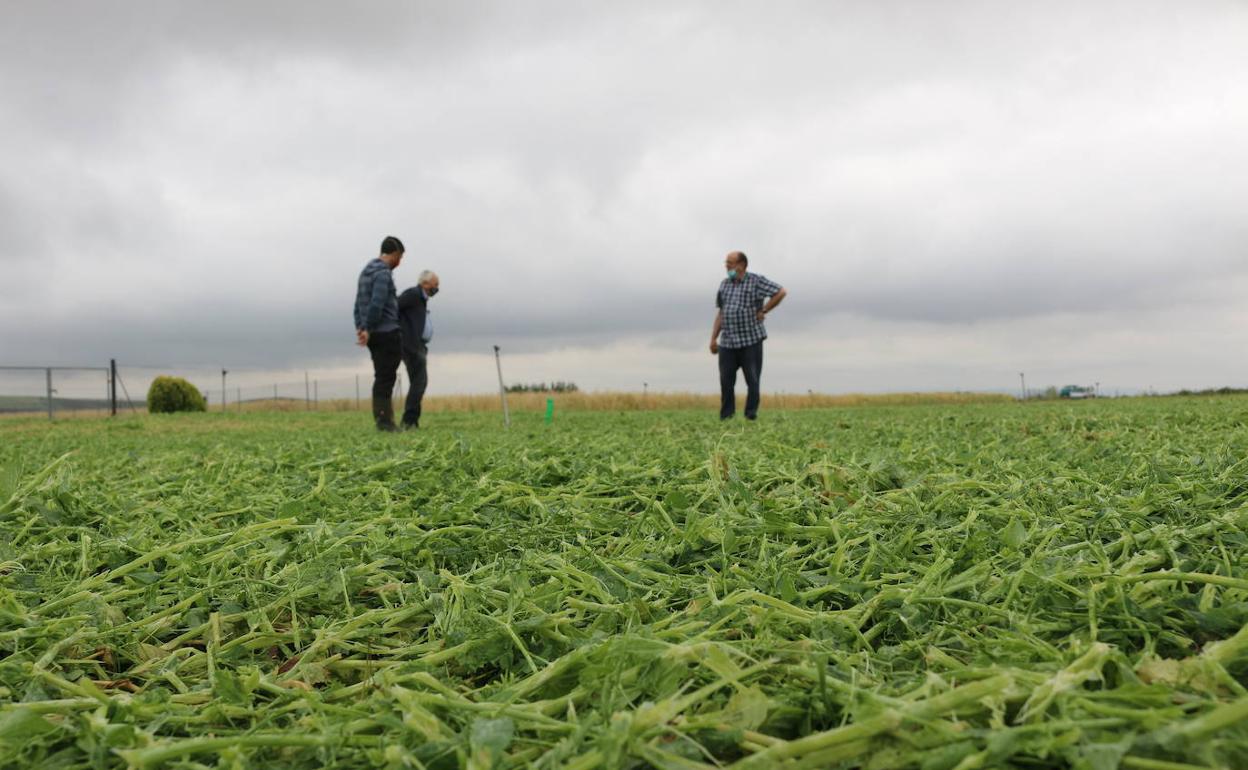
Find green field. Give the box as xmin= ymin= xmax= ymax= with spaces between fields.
xmin=2 ymin=400 xmax=1247 ymax=769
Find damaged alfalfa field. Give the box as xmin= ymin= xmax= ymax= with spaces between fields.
xmin=2 ymin=399 xmax=1248 ymax=770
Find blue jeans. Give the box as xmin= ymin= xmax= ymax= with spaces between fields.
xmin=718 ymin=341 xmax=763 ymax=419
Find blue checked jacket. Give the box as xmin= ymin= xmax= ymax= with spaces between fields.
xmin=716 ymin=273 xmax=783 ymax=349
xmin=353 ymin=258 xmax=399 ymax=333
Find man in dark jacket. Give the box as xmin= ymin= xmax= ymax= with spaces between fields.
xmin=354 ymin=235 xmax=404 ymax=431
xmin=397 ymin=270 xmax=439 ymax=429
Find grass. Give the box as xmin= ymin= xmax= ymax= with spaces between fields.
xmin=1 ymin=398 xmax=1247 ymax=768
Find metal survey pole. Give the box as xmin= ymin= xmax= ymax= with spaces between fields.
xmin=494 ymin=345 xmax=511 ymax=429
xmin=221 ymin=369 xmax=228 ymax=413
xmin=45 ymin=367 xmax=54 ymax=421
xmin=110 ymin=359 xmax=118 ymax=416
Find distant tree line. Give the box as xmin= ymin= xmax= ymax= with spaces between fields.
xmin=505 ymin=381 xmax=579 ymax=393
xmin=1171 ymin=386 xmax=1248 ymax=397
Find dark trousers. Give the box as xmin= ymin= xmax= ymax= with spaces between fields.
xmin=366 ymin=330 xmax=402 ymax=398
xmin=718 ymin=341 xmax=763 ymax=419
xmin=401 ymin=343 xmax=429 ymax=427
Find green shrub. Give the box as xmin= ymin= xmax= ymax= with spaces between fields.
xmin=147 ymin=376 xmax=207 ymax=413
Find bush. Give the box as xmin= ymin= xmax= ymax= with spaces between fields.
xmin=147 ymin=376 xmax=207 ymax=413
xmin=505 ymin=381 xmax=579 ymax=393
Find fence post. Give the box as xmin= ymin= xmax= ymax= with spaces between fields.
xmin=314 ymin=380 xmax=319 ymax=410
xmin=494 ymin=345 xmax=510 ymax=429
xmin=46 ymin=367 xmax=54 ymax=421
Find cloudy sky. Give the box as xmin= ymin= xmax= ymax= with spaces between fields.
xmin=2 ymin=1 xmax=1246 ymax=398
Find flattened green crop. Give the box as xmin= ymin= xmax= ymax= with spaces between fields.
xmin=1 ymin=399 xmax=1247 ymax=768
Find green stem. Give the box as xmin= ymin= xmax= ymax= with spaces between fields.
xmin=1116 ymin=571 xmax=1248 ymax=592
xmin=729 ymin=674 xmax=1013 ymax=769
xmin=117 ymin=733 xmax=381 ymax=768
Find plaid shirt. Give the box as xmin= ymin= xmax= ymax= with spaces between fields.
xmin=716 ymin=272 xmax=782 ymax=349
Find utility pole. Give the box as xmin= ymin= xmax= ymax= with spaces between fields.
xmin=221 ymin=369 xmax=228 ymax=413
xmin=1019 ymin=372 xmax=1026 ymax=401
xmin=494 ymin=345 xmax=511 ymax=429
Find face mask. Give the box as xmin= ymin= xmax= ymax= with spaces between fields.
xmin=427 ymin=287 xmax=439 ymax=297
xmin=727 ymin=269 xmax=738 ymax=280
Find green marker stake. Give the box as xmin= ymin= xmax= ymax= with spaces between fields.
xmin=545 ymin=398 xmax=555 ymax=424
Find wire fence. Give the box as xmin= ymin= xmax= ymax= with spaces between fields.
xmin=0 ymin=361 xmax=413 ymax=419
xmin=0 ymin=365 xmax=114 ymax=419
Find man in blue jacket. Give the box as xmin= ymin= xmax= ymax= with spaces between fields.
xmin=397 ymin=270 xmax=439 ymax=430
xmin=354 ymin=235 xmax=404 ymax=431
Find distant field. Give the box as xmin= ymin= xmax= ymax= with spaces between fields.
xmin=1 ymin=390 xmax=1014 ymax=420
xmin=0 ymin=395 xmax=116 ymax=413
xmin=1 ymin=399 xmax=1246 ymax=767
xmin=171 ymin=390 xmax=1018 ymax=414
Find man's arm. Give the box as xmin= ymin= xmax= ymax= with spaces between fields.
xmin=355 ymin=281 xmax=369 ymax=346
xmin=710 ymin=309 xmax=723 ymax=354
xmin=364 ymin=274 xmax=389 ymax=330
xmin=756 ymin=287 xmax=787 ymax=321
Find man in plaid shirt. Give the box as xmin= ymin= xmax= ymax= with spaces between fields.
xmin=710 ymin=251 xmax=788 ymax=420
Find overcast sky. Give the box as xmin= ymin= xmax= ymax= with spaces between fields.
xmin=2 ymin=1 xmax=1246 ymax=397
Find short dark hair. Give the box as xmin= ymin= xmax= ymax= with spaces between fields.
xmin=380 ymin=235 xmax=405 ymax=255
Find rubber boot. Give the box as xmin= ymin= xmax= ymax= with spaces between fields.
xmin=372 ymin=396 xmax=399 ymax=432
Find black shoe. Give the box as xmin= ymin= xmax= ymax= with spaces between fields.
xmin=401 ymin=422 xmax=419 ymax=431
xmin=745 ymin=414 xmax=757 ymax=421
xmin=372 ymin=396 xmax=399 ymax=432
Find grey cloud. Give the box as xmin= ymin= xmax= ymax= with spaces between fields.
xmin=2 ymin=1 xmax=1247 ymax=391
